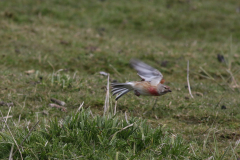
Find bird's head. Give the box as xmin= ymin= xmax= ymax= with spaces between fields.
xmin=163 ymin=85 xmax=172 ymax=93
xmin=158 ymin=84 xmax=172 ymax=94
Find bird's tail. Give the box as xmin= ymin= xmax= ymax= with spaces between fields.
xmin=111 ymin=82 xmax=133 ymax=100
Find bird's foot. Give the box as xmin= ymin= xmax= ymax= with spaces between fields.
xmin=134 ymin=90 xmax=140 ymax=97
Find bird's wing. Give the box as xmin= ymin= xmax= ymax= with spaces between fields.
xmin=130 ymin=59 xmax=163 ymax=86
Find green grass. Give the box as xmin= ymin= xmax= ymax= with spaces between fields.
xmin=0 ymin=0 xmax=240 ymax=159
xmin=1 ymin=109 xmax=189 ymax=159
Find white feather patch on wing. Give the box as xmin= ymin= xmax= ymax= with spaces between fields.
xmin=131 ymin=59 xmax=163 ymax=86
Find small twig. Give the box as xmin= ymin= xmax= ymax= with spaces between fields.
xmin=49 ymin=103 xmax=67 ymax=112
xmin=12 ymin=120 xmax=40 ymax=157
xmin=76 ymin=101 xmax=84 ymax=113
xmin=50 ymin=98 xmax=66 ymax=106
xmin=0 ymin=110 xmax=23 ymax=160
xmin=187 ymin=61 xmax=194 ymax=98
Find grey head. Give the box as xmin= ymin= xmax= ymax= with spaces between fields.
xmin=157 ymin=83 xmax=172 ymax=95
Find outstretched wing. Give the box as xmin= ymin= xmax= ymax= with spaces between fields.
xmin=130 ymin=59 xmax=164 ymax=86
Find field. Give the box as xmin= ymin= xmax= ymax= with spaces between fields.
xmin=1 ymin=0 xmax=240 ymax=159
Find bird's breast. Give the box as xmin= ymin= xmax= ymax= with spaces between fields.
xmin=134 ymin=82 xmax=159 ymax=96
xmin=148 ymin=86 xmax=159 ymax=96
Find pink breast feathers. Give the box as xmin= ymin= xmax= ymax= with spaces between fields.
xmin=148 ymin=87 xmax=159 ymax=96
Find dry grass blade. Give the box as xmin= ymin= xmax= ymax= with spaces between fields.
xmin=226 ymin=69 xmax=239 ymax=89
xmin=233 ymin=139 xmax=240 ymax=151
xmin=114 ymin=101 xmax=117 ymax=115
xmin=205 ymin=156 xmax=213 ymax=160
xmin=99 ymin=71 xmax=109 ymax=76
xmin=56 ymin=69 xmax=64 ymax=74
xmin=0 ymin=110 xmax=23 ymax=160
xmin=9 ymin=143 xmax=14 ymax=160
xmin=12 ymin=120 xmax=40 ymax=157
xmin=76 ymin=101 xmax=84 ymax=112
xmin=0 ymin=115 xmax=12 ymax=120
xmin=110 ymin=123 xmax=134 ymax=139
xmin=18 ymin=114 xmax=21 ymax=124
xmin=109 ymin=64 xmax=121 ymax=77
xmin=89 ymin=109 xmax=94 ymax=118
xmin=3 ymin=107 xmax=11 ymax=130
xmin=125 ymin=112 xmax=129 ymax=124
xmin=44 ymin=141 xmax=48 ymax=147
xmin=187 ymin=61 xmax=194 ymax=98
xmin=48 ymin=61 xmax=55 ymax=72
xmin=190 ymin=144 xmax=196 ymax=157
xmin=199 ymin=66 xmax=215 ymax=80
xmin=104 ymin=73 xmax=110 ymax=115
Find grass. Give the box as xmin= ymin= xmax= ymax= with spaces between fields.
xmin=1 ymin=109 xmax=189 ymax=159
xmin=0 ymin=0 xmax=240 ymax=159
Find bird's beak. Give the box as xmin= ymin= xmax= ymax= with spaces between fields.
xmin=168 ymin=89 xmax=172 ymax=92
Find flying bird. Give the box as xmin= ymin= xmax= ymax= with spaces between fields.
xmin=111 ymin=59 xmax=172 ymax=100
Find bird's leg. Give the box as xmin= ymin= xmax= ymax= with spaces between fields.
xmin=134 ymin=90 xmax=140 ymax=97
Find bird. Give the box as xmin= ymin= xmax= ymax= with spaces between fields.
xmin=111 ymin=59 xmax=172 ymax=100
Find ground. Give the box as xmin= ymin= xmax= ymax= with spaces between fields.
xmin=0 ymin=0 xmax=240 ymax=159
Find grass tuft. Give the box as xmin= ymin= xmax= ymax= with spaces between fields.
xmin=1 ymin=109 xmax=189 ymax=159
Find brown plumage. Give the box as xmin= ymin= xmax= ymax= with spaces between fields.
xmin=111 ymin=59 xmax=171 ymax=100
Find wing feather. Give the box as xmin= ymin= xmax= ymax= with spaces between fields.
xmin=130 ymin=59 xmax=163 ymax=86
